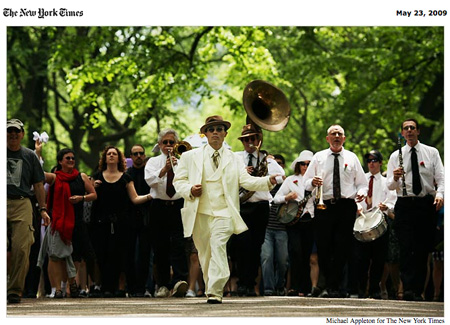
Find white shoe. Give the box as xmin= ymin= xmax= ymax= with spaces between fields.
xmin=186 ymin=289 xmax=196 ymax=297
xmin=156 ymin=286 xmax=170 ymax=298
xmin=144 ymin=289 xmax=152 ymax=298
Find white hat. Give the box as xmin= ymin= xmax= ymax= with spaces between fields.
xmin=290 ymin=150 xmax=314 ymax=170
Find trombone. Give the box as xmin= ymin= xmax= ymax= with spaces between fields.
xmin=167 ymin=140 xmax=192 ymax=170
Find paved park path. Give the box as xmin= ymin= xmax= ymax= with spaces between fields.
xmin=6 ymin=296 xmax=444 ymax=318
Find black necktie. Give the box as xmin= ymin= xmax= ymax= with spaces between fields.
xmin=166 ymin=168 xmax=176 ymax=198
xmin=332 ymin=153 xmax=341 ymax=200
xmin=248 ymin=154 xmax=254 ymax=167
xmin=411 ymin=147 xmax=422 ymax=195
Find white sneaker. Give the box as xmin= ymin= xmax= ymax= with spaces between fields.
xmin=186 ymin=289 xmax=196 ymax=297
xmin=144 ymin=289 xmax=152 ymax=298
xmin=156 ymin=286 xmax=170 ymax=298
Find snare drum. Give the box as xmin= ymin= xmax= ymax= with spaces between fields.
xmin=353 ymin=210 xmax=387 ymax=242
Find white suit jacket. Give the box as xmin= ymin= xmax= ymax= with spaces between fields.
xmin=173 ymin=144 xmax=274 ymax=238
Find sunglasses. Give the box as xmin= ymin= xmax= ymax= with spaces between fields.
xmin=132 ymin=151 xmax=145 ymax=157
xmin=367 ymin=159 xmax=379 ymax=163
xmin=299 ymin=162 xmax=309 ymax=166
xmin=329 ymin=132 xmax=344 ymax=137
xmin=65 ymin=156 xmax=75 ymax=161
xmin=243 ymin=136 xmax=256 ymax=143
xmin=206 ymin=126 xmax=225 ymax=133
xmin=402 ymin=125 xmax=416 ymax=131
xmin=7 ymin=127 xmax=22 ymax=133
xmin=162 ymin=140 xmax=175 ymax=145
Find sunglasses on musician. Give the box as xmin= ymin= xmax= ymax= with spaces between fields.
xmin=162 ymin=140 xmax=175 ymax=145
xmin=243 ymin=136 xmax=257 ymax=142
xmin=132 ymin=151 xmax=145 ymax=157
xmin=366 ymin=159 xmax=379 ymax=163
xmin=299 ymin=162 xmax=309 ymax=166
xmin=65 ymin=156 xmax=75 ymax=161
xmin=402 ymin=125 xmax=416 ymax=131
xmin=206 ymin=126 xmax=225 ymax=133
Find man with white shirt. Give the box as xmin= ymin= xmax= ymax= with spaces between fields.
xmin=386 ymin=118 xmax=444 ymax=301
xmin=144 ymin=129 xmax=188 ymax=298
xmin=173 ymin=116 xmax=278 ymax=304
xmin=350 ymin=149 xmax=397 ymax=299
xmin=233 ymin=124 xmax=285 ymax=297
xmin=303 ymin=124 xmax=368 ymax=298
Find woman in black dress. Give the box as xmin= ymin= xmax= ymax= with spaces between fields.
xmin=91 ymin=145 xmax=152 ymax=297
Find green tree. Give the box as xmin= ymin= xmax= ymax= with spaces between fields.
xmin=7 ymin=26 xmax=443 ymax=173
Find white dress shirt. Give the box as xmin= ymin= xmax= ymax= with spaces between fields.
xmin=386 ymin=141 xmax=444 ymax=199
xmin=303 ymin=147 xmax=368 ymax=200
xmin=357 ymin=172 xmax=397 ymax=214
xmin=273 ymin=174 xmax=315 ymax=218
xmin=144 ymin=153 xmax=182 ymax=200
xmin=237 ymin=151 xmax=285 ymax=203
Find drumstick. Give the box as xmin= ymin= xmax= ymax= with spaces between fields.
xmin=360 ymin=210 xmax=368 ymax=219
xmin=370 ymin=199 xmax=388 ymax=217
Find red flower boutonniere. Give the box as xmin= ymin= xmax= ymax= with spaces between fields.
xmin=293 ymin=180 xmax=299 ymax=186
xmin=420 ymin=161 xmax=425 ymax=167
xmin=344 ymin=163 xmax=348 ymax=171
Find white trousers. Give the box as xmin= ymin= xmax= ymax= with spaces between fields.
xmin=192 ymin=214 xmax=233 ymax=298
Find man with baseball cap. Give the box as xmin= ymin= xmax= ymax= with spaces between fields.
xmin=7 ymin=118 xmax=50 ymax=303
xmin=173 ymin=115 xmax=279 ymax=304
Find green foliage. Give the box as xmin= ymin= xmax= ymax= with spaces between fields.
xmin=7 ymin=26 xmax=443 ymax=175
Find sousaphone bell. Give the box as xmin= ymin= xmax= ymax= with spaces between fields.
xmin=243 ymin=80 xmax=291 ymax=132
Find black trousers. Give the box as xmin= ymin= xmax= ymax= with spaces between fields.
xmin=351 ymin=229 xmax=388 ymax=296
xmin=313 ymin=198 xmax=356 ymax=291
xmin=149 ymin=199 xmax=188 ymax=289
xmin=394 ymin=196 xmax=436 ymax=295
xmin=234 ymin=201 xmax=270 ymax=289
xmin=90 ymin=219 xmax=128 ymax=293
xmin=286 ymin=215 xmax=314 ymax=294
xmin=124 ymin=208 xmax=153 ymax=295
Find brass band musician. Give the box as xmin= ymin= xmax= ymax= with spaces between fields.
xmin=386 ymin=118 xmax=444 ymax=301
xmin=232 ymin=124 xmax=285 ymax=297
xmin=303 ymin=124 xmax=368 ymax=298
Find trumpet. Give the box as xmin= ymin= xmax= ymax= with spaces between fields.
xmin=315 ymin=174 xmax=327 ymax=210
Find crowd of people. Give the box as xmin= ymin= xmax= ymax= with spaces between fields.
xmin=7 ymin=117 xmax=444 ymax=305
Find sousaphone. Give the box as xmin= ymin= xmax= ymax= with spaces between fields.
xmin=239 ymin=80 xmax=291 ymax=203
xmin=243 ymin=80 xmax=291 ymax=132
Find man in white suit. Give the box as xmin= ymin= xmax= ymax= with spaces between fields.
xmin=173 ymin=115 xmax=279 ymax=304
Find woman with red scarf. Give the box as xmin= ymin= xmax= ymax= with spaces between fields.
xmin=42 ymin=148 xmax=97 ymax=298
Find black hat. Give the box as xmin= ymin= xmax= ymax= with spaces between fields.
xmin=364 ymin=149 xmax=383 ymax=162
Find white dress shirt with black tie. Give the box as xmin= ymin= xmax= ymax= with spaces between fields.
xmin=386 ymin=141 xmax=444 ymax=198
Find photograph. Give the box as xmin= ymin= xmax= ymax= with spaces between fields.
xmin=3 ymin=0 xmax=447 ymax=323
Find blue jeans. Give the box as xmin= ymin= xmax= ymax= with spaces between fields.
xmin=260 ymin=228 xmax=289 ymax=294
